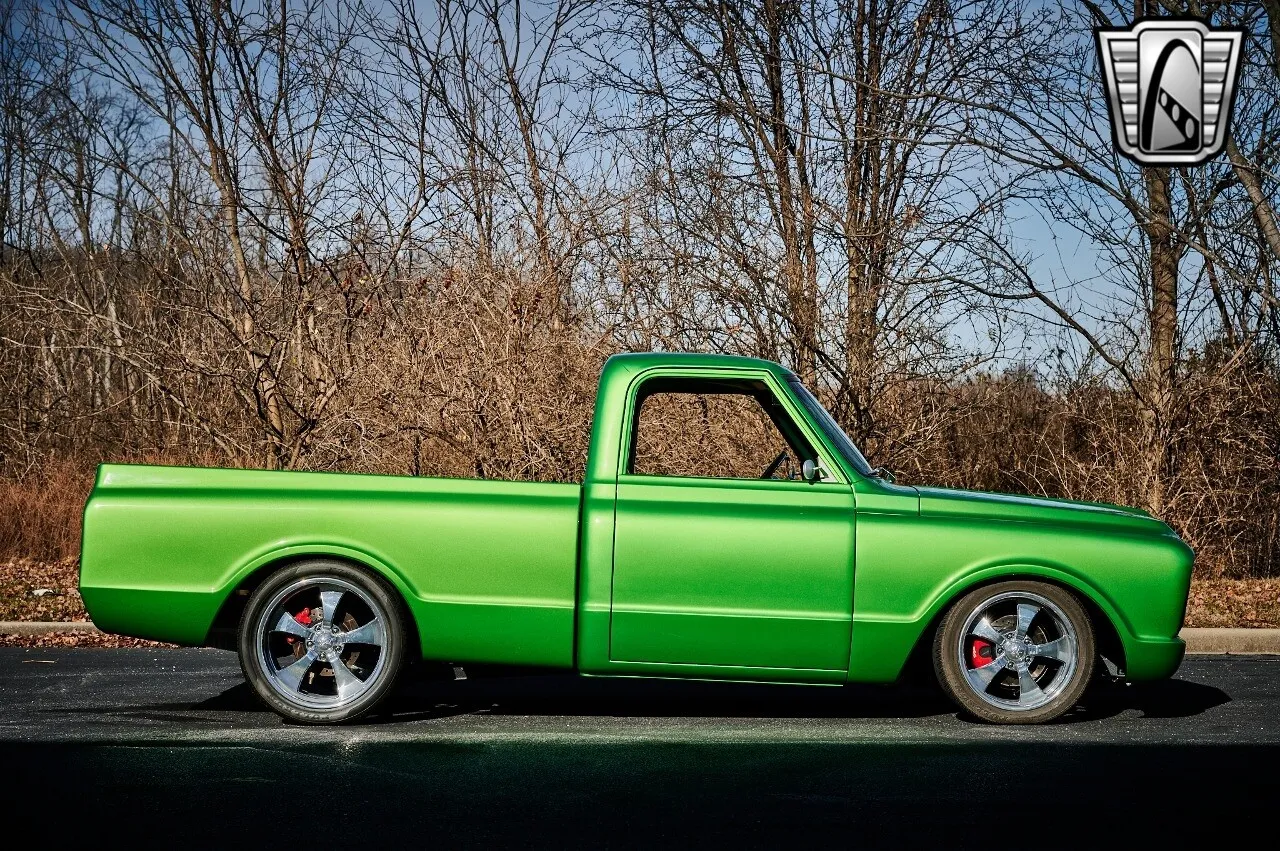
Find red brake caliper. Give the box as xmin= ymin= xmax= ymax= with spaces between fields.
xmin=970 ymin=639 xmax=995 ymax=668
xmin=285 ymin=607 xmax=313 ymax=645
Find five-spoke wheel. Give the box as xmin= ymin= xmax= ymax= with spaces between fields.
xmin=934 ymin=581 xmax=1094 ymax=724
xmin=238 ymin=560 xmax=406 ymax=724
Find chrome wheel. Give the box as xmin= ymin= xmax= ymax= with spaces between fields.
xmin=956 ymin=590 xmax=1079 ymax=712
xmin=254 ymin=576 xmax=390 ymax=712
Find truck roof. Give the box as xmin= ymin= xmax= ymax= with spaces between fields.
xmin=604 ymin=351 xmax=796 ymax=379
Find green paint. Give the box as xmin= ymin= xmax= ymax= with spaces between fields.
xmin=81 ymin=352 xmax=1192 ymax=684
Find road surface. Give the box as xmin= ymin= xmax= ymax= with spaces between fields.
xmin=2 ymin=649 xmax=1275 ymax=846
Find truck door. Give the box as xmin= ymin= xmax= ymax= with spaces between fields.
xmin=609 ymin=373 xmax=855 ymax=673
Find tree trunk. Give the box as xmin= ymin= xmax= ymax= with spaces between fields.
xmin=1141 ymin=167 xmax=1179 ymax=516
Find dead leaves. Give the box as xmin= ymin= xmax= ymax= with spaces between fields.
xmin=1186 ymin=579 xmax=1280 ymax=628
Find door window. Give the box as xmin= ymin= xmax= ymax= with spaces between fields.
xmin=628 ymin=379 xmax=814 ymax=481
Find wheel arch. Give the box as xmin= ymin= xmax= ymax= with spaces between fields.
xmin=204 ymin=546 xmax=421 ymax=655
xmin=899 ymin=568 xmax=1128 ymax=682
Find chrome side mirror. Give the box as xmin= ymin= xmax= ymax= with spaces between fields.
xmin=873 ymin=466 xmax=896 ymax=484
xmin=801 ymin=459 xmax=822 ymax=483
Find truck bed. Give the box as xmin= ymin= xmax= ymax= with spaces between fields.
xmin=80 ymin=464 xmax=582 ymax=666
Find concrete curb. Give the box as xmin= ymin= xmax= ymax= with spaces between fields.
xmin=1182 ymin=627 xmax=1280 ymax=655
xmin=2 ymin=622 xmax=1280 ymax=653
xmin=0 ymin=621 xmax=101 ymax=636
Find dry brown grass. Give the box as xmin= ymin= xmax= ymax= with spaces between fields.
xmin=0 ymin=452 xmax=226 ymax=564
xmin=3 ymin=247 xmax=1277 ymax=580
xmin=0 ymin=464 xmax=93 ymax=563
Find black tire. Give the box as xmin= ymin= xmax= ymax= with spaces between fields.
xmin=237 ymin=559 xmax=408 ymax=724
xmin=933 ymin=580 xmax=1095 ymax=724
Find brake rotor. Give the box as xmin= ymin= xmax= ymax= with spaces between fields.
xmin=980 ymin=612 xmax=1051 ymax=694
xmin=289 ymin=608 xmax=363 ymax=681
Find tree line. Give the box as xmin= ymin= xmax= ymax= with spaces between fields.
xmin=1 ymin=0 xmax=1278 ymax=576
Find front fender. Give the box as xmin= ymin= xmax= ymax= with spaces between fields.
xmin=847 ymin=519 xmax=1193 ymax=683
xmin=925 ymin=562 xmax=1135 ymax=640
xmin=847 ymin=562 xmax=1128 ymax=683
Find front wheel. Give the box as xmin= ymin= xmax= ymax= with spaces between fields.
xmin=238 ymin=560 xmax=407 ymax=724
xmin=933 ymin=581 xmax=1095 ymax=724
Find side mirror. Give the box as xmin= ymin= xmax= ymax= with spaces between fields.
xmin=801 ymin=459 xmax=822 ymax=483
xmin=873 ymin=466 xmax=896 ymax=484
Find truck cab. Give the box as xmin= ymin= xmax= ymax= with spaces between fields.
xmin=576 ymin=352 xmax=876 ymax=682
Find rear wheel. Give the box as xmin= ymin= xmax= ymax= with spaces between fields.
xmin=238 ymin=560 xmax=407 ymax=724
xmin=933 ymin=581 xmax=1094 ymax=724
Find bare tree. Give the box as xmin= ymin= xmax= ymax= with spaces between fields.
xmin=601 ymin=0 xmax=1029 ymax=446
xmin=55 ymin=0 xmax=407 ymax=468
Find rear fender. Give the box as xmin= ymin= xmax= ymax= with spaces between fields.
xmin=205 ymin=541 xmax=420 ymax=649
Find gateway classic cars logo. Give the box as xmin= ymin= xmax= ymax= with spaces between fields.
xmin=1095 ymin=17 xmax=1244 ymax=166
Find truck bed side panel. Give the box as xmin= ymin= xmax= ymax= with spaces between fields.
xmin=80 ymin=465 xmax=580 ymax=667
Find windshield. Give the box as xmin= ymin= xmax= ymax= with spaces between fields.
xmin=787 ymin=378 xmax=875 ymax=477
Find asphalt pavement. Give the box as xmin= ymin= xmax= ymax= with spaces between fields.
xmin=2 ymin=649 xmax=1276 ymax=847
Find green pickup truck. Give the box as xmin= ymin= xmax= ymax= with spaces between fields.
xmin=80 ymin=352 xmax=1193 ymax=724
